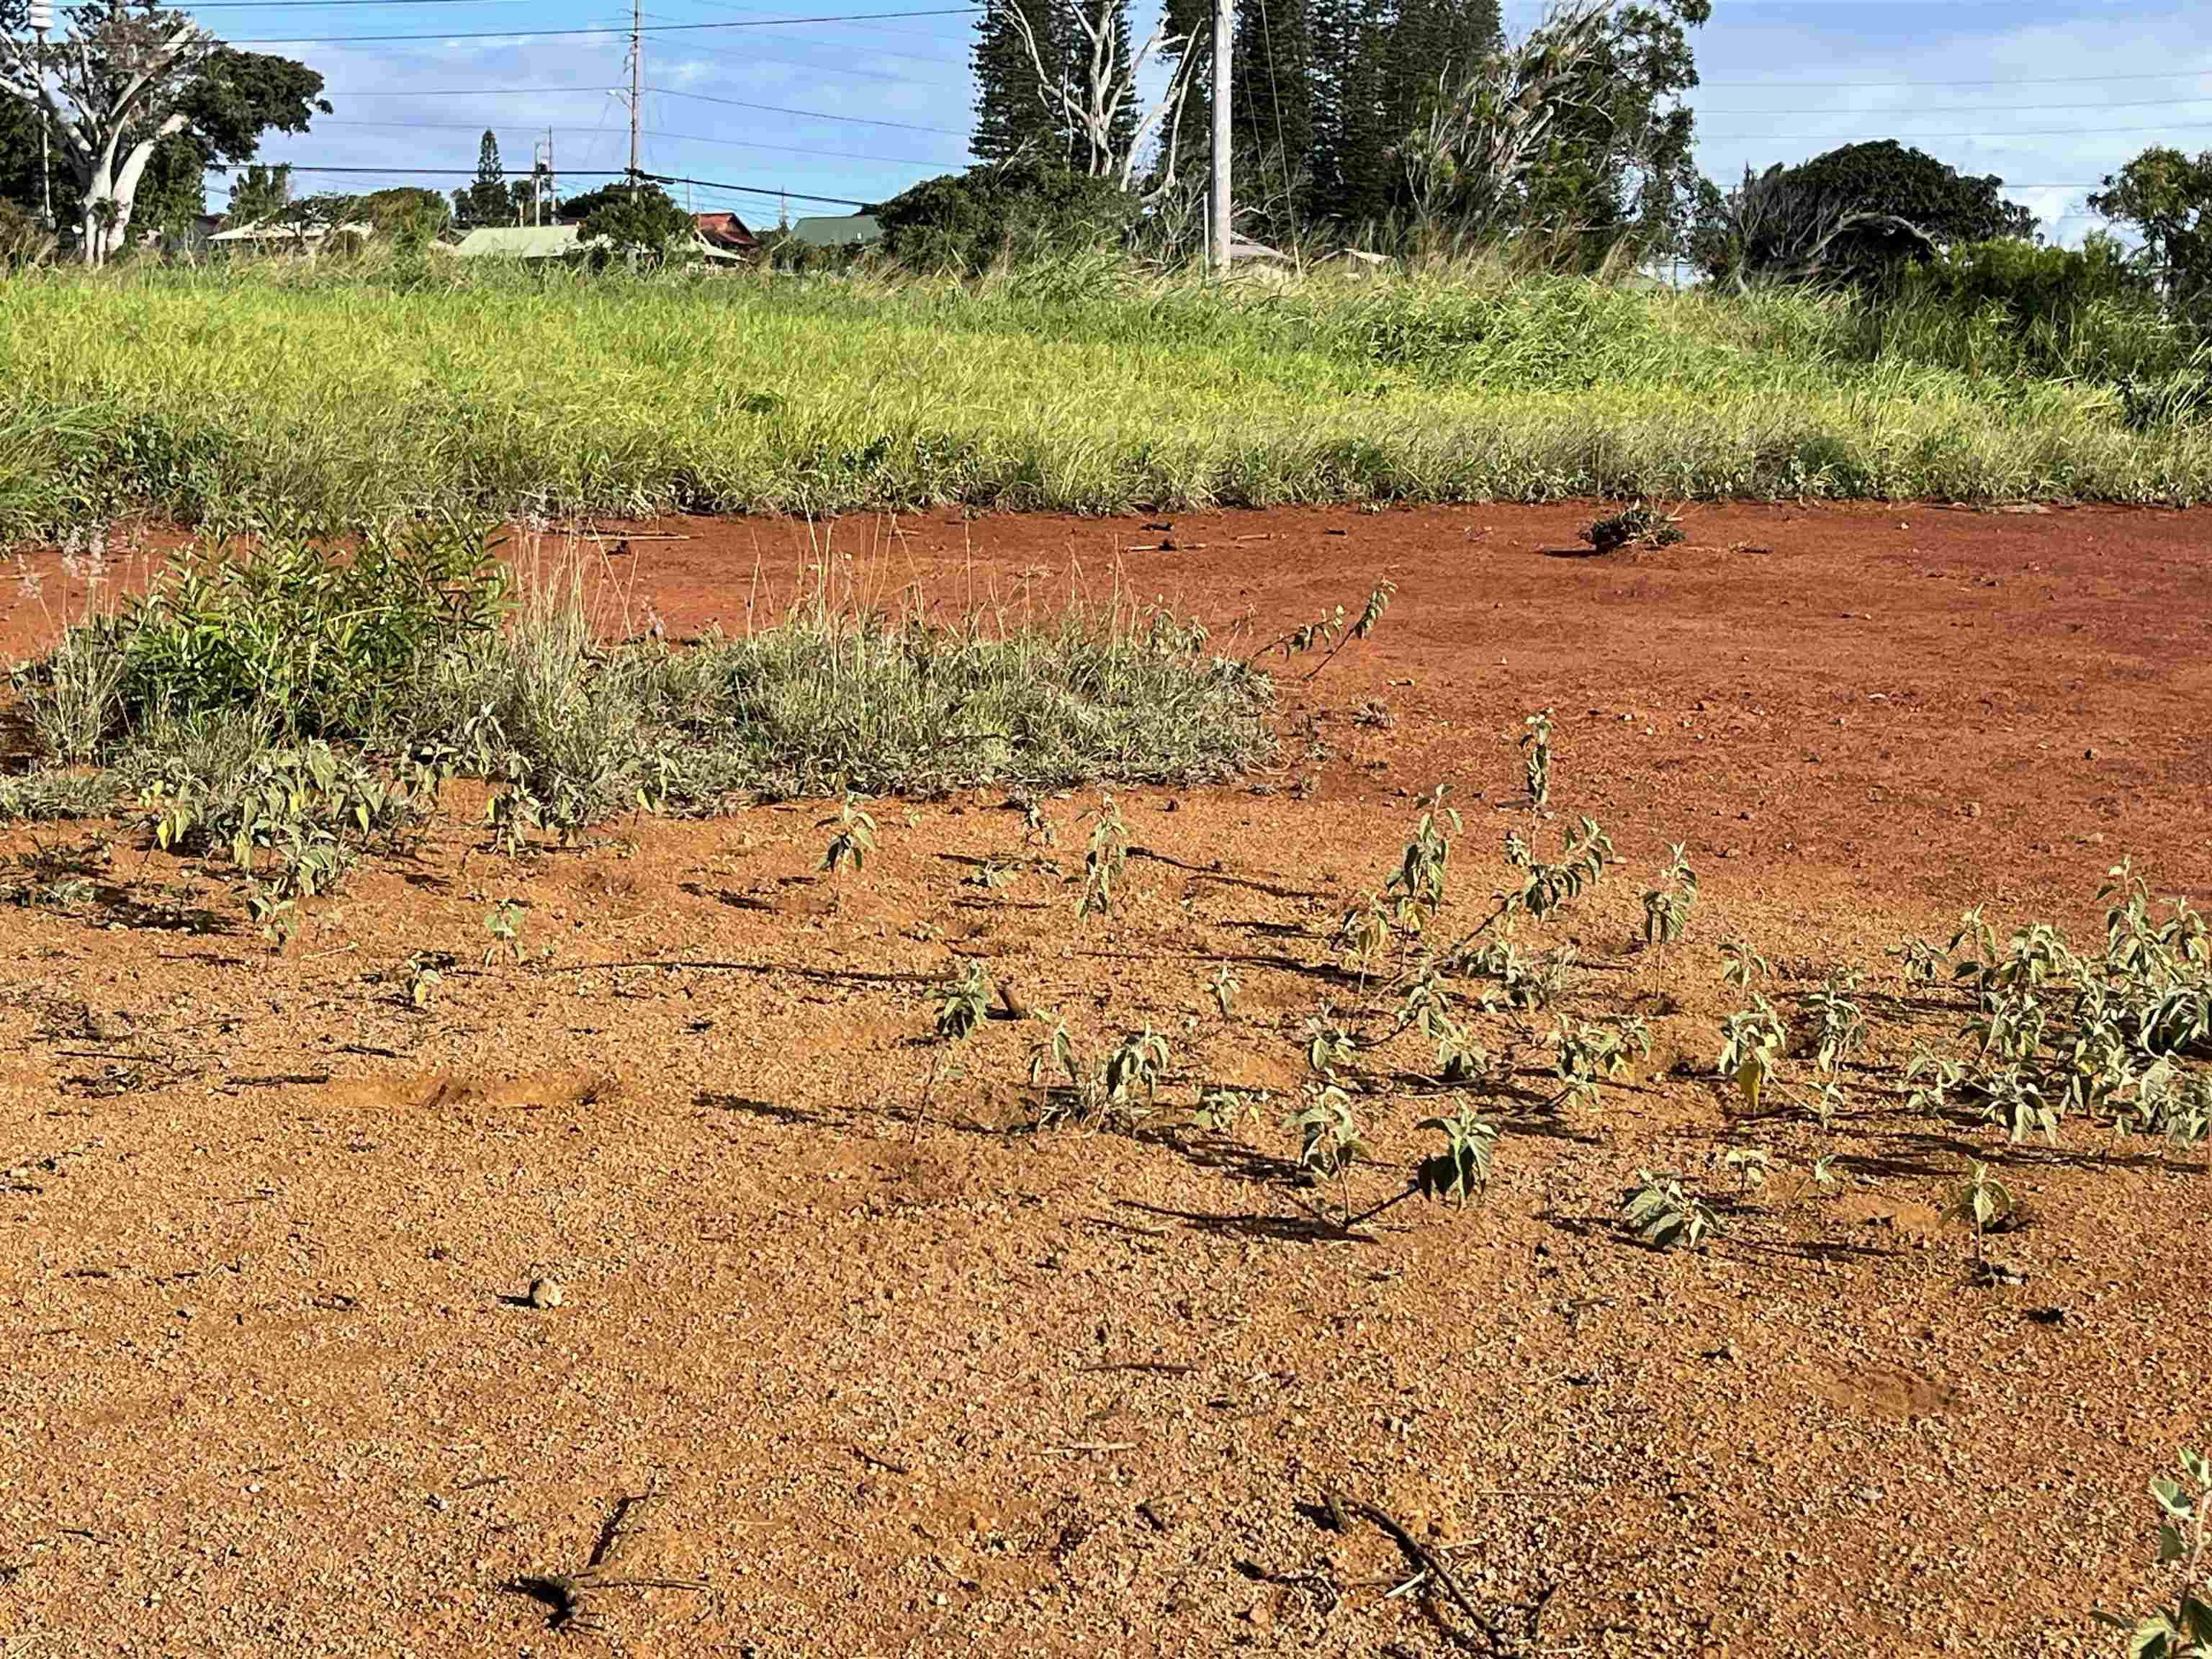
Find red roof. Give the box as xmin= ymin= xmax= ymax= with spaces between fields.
xmin=693 ymin=212 xmax=759 ymax=253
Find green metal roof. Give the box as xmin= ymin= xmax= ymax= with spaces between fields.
xmin=786 ymin=214 xmax=881 ymax=248
xmin=444 ymin=224 xmax=590 ymax=258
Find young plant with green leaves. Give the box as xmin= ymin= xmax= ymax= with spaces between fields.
xmin=2095 ymin=1449 xmax=2212 ymax=1659
xmin=1720 ymin=937 xmax=1770 ymax=992
xmin=1208 ymin=962 xmax=1241 ymax=1021
xmin=1385 ymin=785 xmax=1460 ymax=933
xmin=1720 ymin=1146 xmax=1771 ymax=1197
xmin=1641 ymin=842 xmax=1696 ymax=946
xmin=1718 ymin=996 xmax=1786 ymax=1115
xmin=819 ymin=789 xmax=878 ymax=899
xmin=1802 ymin=966 xmax=1868 ymax=1075
xmin=1100 ymin=1028 xmax=1169 ymax=1123
xmin=482 ymin=897 xmax=524 ymax=965
xmin=1519 ymin=709 xmax=1555 ymax=809
xmin=1946 ymin=1159 xmax=2015 ymax=1265
xmin=1264 ymin=580 xmax=1396 ymax=683
xmin=1553 ymin=1015 xmax=1649 ymax=1111
xmin=1415 ymin=1102 xmax=1499 ymax=1209
xmin=1622 ymin=1170 xmax=1717 ymax=1251
xmin=1288 ymin=1079 xmax=1365 ymax=1225
xmin=1075 ymin=793 xmax=1129 ymax=921
xmin=1505 ymin=816 xmax=1614 ymax=920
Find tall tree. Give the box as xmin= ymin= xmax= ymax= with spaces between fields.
xmin=0 ymin=3 xmax=325 ymax=262
xmin=225 ymin=160 xmax=289 ymax=224
xmin=2090 ymin=146 xmax=2212 ymax=310
xmin=451 ymin=128 xmax=509 ymax=228
xmin=972 ymin=0 xmax=1069 ymax=164
xmin=1229 ymin=0 xmax=1313 ymax=238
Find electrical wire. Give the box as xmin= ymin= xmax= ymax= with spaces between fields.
xmin=227 ymin=5 xmax=977 ymax=43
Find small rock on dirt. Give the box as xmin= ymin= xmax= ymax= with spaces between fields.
xmin=526 ymin=1277 xmax=565 ymax=1310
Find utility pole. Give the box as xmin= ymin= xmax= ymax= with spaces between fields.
xmin=626 ymin=0 xmax=642 ymax=187
xmin=1208 ymin=0 xmax=1231 ymax=274
xmin=532 ymin=130 xmax=555 ymax=225
xmin=27 ymin=0 xmax=53 ymax=230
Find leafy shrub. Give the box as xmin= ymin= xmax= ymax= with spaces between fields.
xmin=55 ymin=521 xmax=508 ymax=752
xmin=1914 ymin=235 xmax=2150 ymax=324
xmin=874 ymin=160 xmax=1140 ymax=276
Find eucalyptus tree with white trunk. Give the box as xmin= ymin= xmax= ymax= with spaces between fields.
xmin=1 ymin=0 xmax=328 ymax=263
xmin=1003 ymin=0 xmax=1203 ymax=196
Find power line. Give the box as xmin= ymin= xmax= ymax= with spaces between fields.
xmin=315 ymin=114 xmax=961 ymax=166
xmin=1700 ymin=94 xmax=2212 ymax=114
xmin=213 ymin=161 xmax=875 ymax=205
xmin=644 ymin=84 xmax=965 ymax=135
xmin=1699 ymin=119 xmax=2212 ymax=140
xmin=228 ymin=4 xmax=976 ymax=42
xmin=1697 ymin=68 xmax=2212 ymax=88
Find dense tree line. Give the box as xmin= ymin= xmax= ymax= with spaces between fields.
xmin=971 ymin=0 xmax=1713 ymax=254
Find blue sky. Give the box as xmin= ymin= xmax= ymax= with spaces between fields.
xmin=216 ymin=0 xmax=2212 ymax=238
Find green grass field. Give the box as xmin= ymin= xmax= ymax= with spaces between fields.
xmin=1 ymin=255 xmax=2207 ymax=531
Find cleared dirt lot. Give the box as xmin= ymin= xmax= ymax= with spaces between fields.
xmin=2 ymin=501 xmax=2208 ymax=1658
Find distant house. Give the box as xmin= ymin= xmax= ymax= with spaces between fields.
xmin=787 ymin=213 xmax=881 ymax=250
xmin=443 ymin=224 xmax=592 ymax=260
xmin=693 ymin=212 xmax=758 ymax=256
xmin=440 ymin=222 xmax=750 ymax=263
xmin=208 ymin=216 xmax=373 ymax=252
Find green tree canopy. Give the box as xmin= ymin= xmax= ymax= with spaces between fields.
xmin=577 ymin=180 xmax=694 ymax=265
xmin=1701 ymin=139 xmax=2034 ymax=288
xmin=2089 ymin=145 xmax=2212 ymax=312
xmin=451 ymin=130 xmax=510 ymax=229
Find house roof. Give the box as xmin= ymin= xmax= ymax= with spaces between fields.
xmin=694 ymin=211 xmax=758 ymax=253
xmin=444 ymin=224 xmax=590 ymax=258
xmin=210 ymin=217 xmax=373 ymax=243
xmin=437 ymin=222 xmax=752 ymax=263
xmin=787 ymin=213 xmax=881 ymax=248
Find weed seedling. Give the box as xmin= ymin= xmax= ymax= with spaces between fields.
xmin=1622 ymin=1170 xmax=1717 ymax=1251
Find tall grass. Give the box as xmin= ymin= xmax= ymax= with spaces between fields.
xmin=0 ymin=254 xmax=2206 ymax=530
xmin=13 ymin=523 xmax=1276 ymax=830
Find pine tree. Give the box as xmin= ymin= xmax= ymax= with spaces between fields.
xmin=452 ymin=130 xmax=509 ymax=229
xmin=1230 ymin=0 xmax=1313 ymax=237
xmin=973 ymin=0 xmax=1071 ymax=166
xmin=1156 ymin=0 xmax=1212 ymax=190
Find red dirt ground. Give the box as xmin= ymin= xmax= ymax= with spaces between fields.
xmin=1 ymin=502 xmax=2208 ymax=1658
